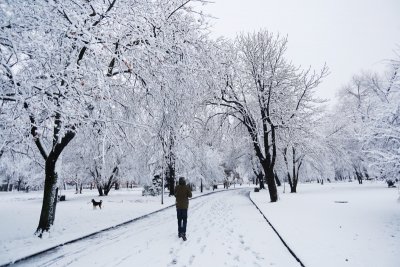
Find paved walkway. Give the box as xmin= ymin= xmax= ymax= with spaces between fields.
xmin=16 ymin=189 xmax=300 ymax=267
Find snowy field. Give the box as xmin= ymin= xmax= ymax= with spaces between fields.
xmin=0 ymin=181 xmax=399 ymax=266
xmin=251 ymin=181 xmax=400 ymax=267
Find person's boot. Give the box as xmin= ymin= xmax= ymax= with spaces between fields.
xmin=182 ymin=233 xmax=187 ymax=241
xmin=178 ymin=233 xmax=182 ymax=238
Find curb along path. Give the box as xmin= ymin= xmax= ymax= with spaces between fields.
xmin=248 ymin=191 xmax=306 ymax=267
xmin=1 ymin=188 xmax=241 ymax=267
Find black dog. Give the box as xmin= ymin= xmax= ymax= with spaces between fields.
xmin=91 ymin=199 xmax=102 ymax=209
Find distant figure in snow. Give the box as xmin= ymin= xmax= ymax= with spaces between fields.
xmin=174 ymin=177 xmax=192 ymax=241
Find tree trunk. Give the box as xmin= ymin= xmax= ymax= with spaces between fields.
xmin=290 ymin=185 xmax=297 ymax=193
xmin=51 ymin=187 xmax=58 ymax=225
xmin=17 ymin=179 xmax=22 ymax=191
xmin=274 ymin=172 xmax=281 ymax=187
xmin=290 ymin=147 xmax=297 ymax=193
xmin=167 ymin=163 xmax=175 ymax=196
xmin=6 ymin=177 xmax=10 ymax=192
xmin=34 ymin=120 xmax=74 ymax=236
xmin=36 ymin=158 xmax=58 ymax=236
xmin=200 ymin=179 xmax=203 ymax=193
xmin=104 ymin=180 xmax=114 ymax=196
xmin=264 ymin=166 xmax=278 ymax=202
xmin=79 ymin=183 xmax=83 ymax=194
xmin=97 ymin=185 xmax=104 ymax=196
xmin=355 ymin=170 xmax=363 ymax=184
xmin=104 ymin=186 xmax=112 ymax=196
xmin=258 ymin=172 xmax=265 ymax=189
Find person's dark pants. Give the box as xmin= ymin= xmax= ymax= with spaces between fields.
xmin=176 ymin=208 xmax=188 ymax=235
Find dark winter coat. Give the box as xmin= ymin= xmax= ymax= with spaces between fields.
xmin=174 ymin=178 xmax=192 ymax=209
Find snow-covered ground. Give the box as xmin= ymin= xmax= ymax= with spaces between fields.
xmin=251 ymin=181 xmax=400 ymax=267
xmin=0 ymin=181 xmax=399 ymax=266
xmin=0 ymin=186 xmax=245 ymax=266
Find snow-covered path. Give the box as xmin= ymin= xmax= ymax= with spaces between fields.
xmin=15 ymin=189 xmax=300 ymax=267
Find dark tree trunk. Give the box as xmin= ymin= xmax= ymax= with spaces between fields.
xmin=97 ymin=186 xmax=104 ymax=196
xmin=248 ymin=118 xmax=278 ymax=201
xmin=79 ymin=183 xmax=83 ymax=194
xmin=36 ymin=158 xmax=59 ymax=236
xmin=258 ymin=172 xmax=265 ymax=189
xmin=283 ymin=147 xmax=303 ymax=193
xmin=17 ymin=179 xmax=22 ymax=191
xmin=6 ymin=176 xmax=11 ymax=192
xmin=167 ymin=163 xmax=175 ymax=196
xmin=51 ymin=187 xmax=58 ymax=225
xmin=200 ymin=179 xmax=203 ymax=193
xmin=274 ymin=172 xmax=281 ymax=187
xmin=287 ymin=173 xmax=293 ymax=188
xmin=104 ymin=165 xmax=118 ymax=196
xmin=92 ymin=171 xmax=103 ymax=196
xmin=27 ymin=99 xmax=76 ymax=236
xmin=264 ymin=165 xmax=278 ymax=202
xmin=291 ymin=147 xmax=296 ymax=192
xmin=35 ymin=129 xmax=75 ymax=236
xmin=104 ymin=185 xmax=112 ymax=196
xmin=93 ymin=165 xmax=118 ymax=196
xmin=355 ymin=170 xmax=363 ymax=184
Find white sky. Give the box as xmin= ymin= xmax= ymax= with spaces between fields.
xmin=200 ymin=0 xmax=400 ymax=104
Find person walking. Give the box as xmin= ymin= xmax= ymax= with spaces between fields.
xmin=174 ymin=177 xmax=192 ymax=241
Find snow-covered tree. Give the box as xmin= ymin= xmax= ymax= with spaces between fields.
xmin=0 ymin=0 xmax=213 ymax=235
xmin=332 ymin=52 xmax=400 ymax=182
xmin=208 ymin=31 xmax=327 ymax=201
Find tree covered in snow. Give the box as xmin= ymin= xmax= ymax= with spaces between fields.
xmin=0 ymin=0 xmax=213 ymax=235
xmin=331 ymin=52 xmax=400 ymax=182
xmin=208 ymin=31 xmax=327 ymax=201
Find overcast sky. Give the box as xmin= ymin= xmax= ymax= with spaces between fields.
xmin=200 ymin=0 xmax=400 ymax=104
